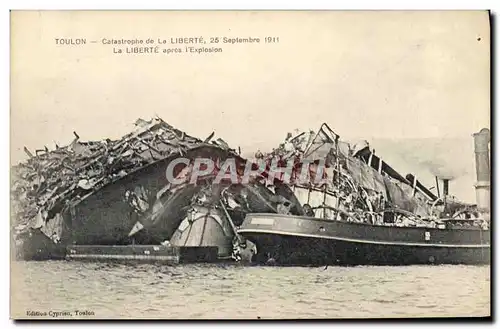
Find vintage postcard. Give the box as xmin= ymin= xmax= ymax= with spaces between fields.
xmin=10 ymin=10 xmax=490 ymax=320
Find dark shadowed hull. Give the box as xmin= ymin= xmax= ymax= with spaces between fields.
xmin=65 ymin=145 xmax=248 ymax=246
xmin=14 ymin=229 xmax=66 ymax=261
xmin=238 ymin=214 xmax=490 ymax=266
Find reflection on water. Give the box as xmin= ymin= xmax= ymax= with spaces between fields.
xmin=11 ymin=261 xmax=490 ymax=319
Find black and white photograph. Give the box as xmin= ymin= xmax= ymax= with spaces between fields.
xmin=9 ymin=10 xmax=491 ymax=319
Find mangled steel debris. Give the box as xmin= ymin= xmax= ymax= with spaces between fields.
xmin=256 ymin=123 xmax=478 ymax=227
xmin=11 ymin=117 xmax=234 ymax=247
xmin=237 ymin=124 xmax=490 ymax=266
xmin=12 ymin=118 xmax=488 ymax=265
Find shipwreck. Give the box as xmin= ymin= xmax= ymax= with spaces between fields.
xmin=12 ymin=117 xmax=293 ymax=262
xmin=11 ymin=118 xmax=248 ymax=260
xmin=238 ymin=124 xmax=490 ymax=265
xmin=11 ymin=118 xmax=490 ymax=266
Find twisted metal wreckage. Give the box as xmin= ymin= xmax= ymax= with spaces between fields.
xmin=11 ymin=117 xmax=486 ymax=261
xmin=260 ymin=123 xmax=484 ymax=226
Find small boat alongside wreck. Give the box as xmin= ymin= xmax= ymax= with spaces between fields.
xmin=239 ymin=213 xmax=489 ymax=265
xmin=238 ymin=125 xmax=491 ymax=266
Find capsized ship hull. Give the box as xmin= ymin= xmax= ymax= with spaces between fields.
xmin=238 ymin=214 xmax=490 ymax=266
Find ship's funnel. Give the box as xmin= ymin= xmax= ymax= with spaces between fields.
xmin=442 ymin=178 xmax=450 ymax=196
xmin=435 ymin=175 xmax=453 ymax=198
xmin=473 ymin=128 xmax=490 ymax=212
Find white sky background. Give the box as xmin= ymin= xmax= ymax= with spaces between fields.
xmin=10 ymin=11 xmax=490 ymax=201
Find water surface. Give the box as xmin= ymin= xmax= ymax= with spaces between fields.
xmin=11 ymin=261 xmax=490 ymax=319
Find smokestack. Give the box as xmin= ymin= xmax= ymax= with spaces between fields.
xmin=435 ymin=176 xmax=441 ymax=198
xmin=442 ymin=178 xmax=449 ymax=196
xmin=473 ymin=128 xmax=490 ymax=212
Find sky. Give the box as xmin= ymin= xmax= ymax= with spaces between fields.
xmin=10 ymin=11 xmax=490 ymax=201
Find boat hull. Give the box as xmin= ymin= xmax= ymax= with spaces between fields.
xmin=238 ymin=214 xmax=490 ymax=266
